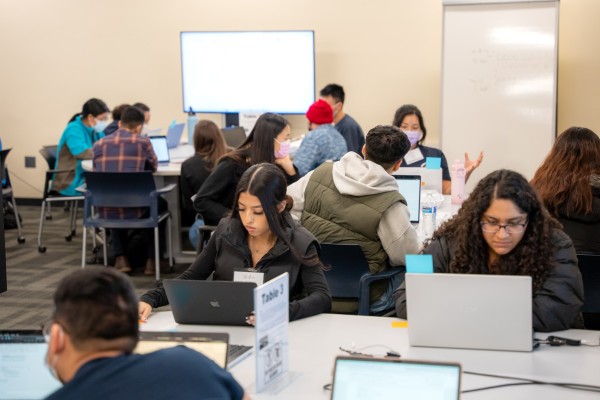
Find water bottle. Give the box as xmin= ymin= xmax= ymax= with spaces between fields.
xmin=187 ymin=107 xmax=197 ymax=142
xmin=422 ymin=192 xmax=437 ymax=238
xmin=451 ymin=159 xmax=466 ymax=205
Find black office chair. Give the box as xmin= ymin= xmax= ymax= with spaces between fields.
xmin=81 ymin=171 xmax=174 ymax=281
xmin=576 ymin=253 xmax=600 ymax=330
xmin=0 ymin=149 xmax=25 ymax=244
xmin=320 ymin=243 xmax=404 ymax=316
xmin=37 ymin=145 xmax=83 ymax=253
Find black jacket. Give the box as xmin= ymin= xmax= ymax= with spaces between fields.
xmin=140 ymin=216 xmax=331 ymax=321
xmin=180 ymin=154 xmax=212 ymax=226
xmin=393 ymin=229 xmax=584 ymax=332
xmin=557 ymin=178 xmax=600 ymax=253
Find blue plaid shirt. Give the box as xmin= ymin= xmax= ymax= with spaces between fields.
xmin=293 ymin=124 xmax=347 ymax=176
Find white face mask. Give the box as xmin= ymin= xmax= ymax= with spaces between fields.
xmin=94 ymin=119 xmax=109 ymax=133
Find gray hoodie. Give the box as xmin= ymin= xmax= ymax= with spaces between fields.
xmin=287 ymin=152 xmax=419 ymax=266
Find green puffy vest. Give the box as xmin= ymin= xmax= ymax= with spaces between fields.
xmin=301 ymin=162 xmax=406 ymax=301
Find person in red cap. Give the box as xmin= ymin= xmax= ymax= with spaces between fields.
xmin=293 ymin=99 xmax=347 ymax=176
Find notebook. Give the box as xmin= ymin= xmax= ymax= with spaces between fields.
xmin=406 ymin=273 xmax=533 ymax=352
xmin=395 ymin=167 xmax=443 ymax=193
xmin=164 ymin=280 xmax=256 ymax=326
xmin=221 ymin=126 xmax=247 ymax=148
xmin=331 ymin=356 xmax=461 ymax=400
xmin=149 ymin=136 xmax=170 ymax=164
xmin=137 ymin=331 xmax=229 ymax=368
xmin=0 ymin=330 xmax=62 ymax=400
xmin=394 ymin=175 xmax=421 ymax=224
xmin=166 ymin=122 xmax=185 ymax=149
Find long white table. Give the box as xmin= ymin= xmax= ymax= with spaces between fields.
xmin=141 ymin=312 xmax=600 ymax=399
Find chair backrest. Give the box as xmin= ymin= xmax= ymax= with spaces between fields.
xmin=39 ymin=145 xmax=58 ymax=170
xmin=0 ymin=149 xmax=11 ymax=182
xmin=320 ymin=243 xmax=370 ymax=298
xmin=83 ymin=171 xmax=156 ymax=209
xmin=577 ymin=253 xmax=600 ymax=313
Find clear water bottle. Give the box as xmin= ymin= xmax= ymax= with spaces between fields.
xmin=187 ymin=107 xmax=197 ymax=142
xmin=451 ymin=159 xmax=466 ymax=205
xmin=422 ymin=192 xmax=437 ymax=238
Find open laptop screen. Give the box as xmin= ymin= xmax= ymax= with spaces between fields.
xmin=149 ymin=136 xmax=170 ymax=163
xmin=331 ymin=356 xmax=461 ymax=400
xmin=0 ymin=331 xmax=62 ymax=400
xmin=394 ymin=175 xmax=421 ymax=223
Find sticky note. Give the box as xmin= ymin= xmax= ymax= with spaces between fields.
xmin=406 ymin=254 xmax=433 ymax=274
xmin=425 ymin=157 xmax=441 ymax=169
xmin=392 ymin=321 xmax=409 ymax=328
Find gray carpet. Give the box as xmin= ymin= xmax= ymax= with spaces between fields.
xmin=1 ymin=204 xmax=184 ymax=329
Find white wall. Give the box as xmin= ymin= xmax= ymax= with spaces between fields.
xmin=0 ymin=0 xmax=597 ymax=198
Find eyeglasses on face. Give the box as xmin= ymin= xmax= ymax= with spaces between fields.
xmin=480 ymin=221 xmax=527 ymax=234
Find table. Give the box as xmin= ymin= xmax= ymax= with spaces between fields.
xmin=82 ymin=144 xmax=196 ymax=264
xmin=141 ymin=312 xmax=600 ymax=399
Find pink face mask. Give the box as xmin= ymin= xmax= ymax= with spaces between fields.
xmin=274 ymin=139 xmax=291 ymax=159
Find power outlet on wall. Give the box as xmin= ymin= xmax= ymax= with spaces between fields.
xmin=25 ymin=156 xmax=36 ymax=168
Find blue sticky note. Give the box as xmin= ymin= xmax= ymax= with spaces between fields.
xmin=425 ymin=157 xmax=441 ymax=170
xmin=406 ymin=254 xmax=433 ymax=274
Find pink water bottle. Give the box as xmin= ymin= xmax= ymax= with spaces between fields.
xmin=451 ymin=159 xmax=465 ymax=205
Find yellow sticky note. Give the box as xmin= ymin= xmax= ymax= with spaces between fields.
xmin=391 ymin=321 xmax=408 ymax=328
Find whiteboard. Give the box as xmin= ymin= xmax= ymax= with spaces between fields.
xmin=441 ymin=0 xmax=558 ymax=191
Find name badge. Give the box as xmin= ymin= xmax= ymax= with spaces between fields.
xmin=234 ymin=269 xmax=265 ymax=286
xmin=403 ymin=148 xmax=425 ymax=165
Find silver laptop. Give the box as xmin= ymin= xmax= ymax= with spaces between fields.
xmin=166 ymin=122 xmax=185 ymax=148
xmin=406 ymin=273 xmax=533 ymax=352
xmin=149 ymin=136 xmax=170 ymax=164
xmin=395 ymin=167 xmax=443 ymax=193
xmin=394 ymin=175 xmax=421 ymax=224
xmin=164 ymin=280 xmax=256 ymax=326
xmin=331 ymin=356 xmax=461 ymax=400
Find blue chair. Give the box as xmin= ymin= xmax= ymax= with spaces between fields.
xmin=0 ymin=149 xmax=25 ymax=244
xmin=576 ymin=253 xmax=600 ymax=330
xmin=320 ymin=243 xmax=404 ymax=315
xmin=81 ymin=171 xmax=174 ymax=281
xmin=37 ymin=145 xmax=83 ymax=253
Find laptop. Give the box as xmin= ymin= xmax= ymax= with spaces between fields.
xmin=331 ymin=356 xmax=461 ymax=400
xmin=394 ymin=175 xmax=421 ymax=224
xmin=149 ymin=136 xmax=170 ymax=164
xmin=0 ymin=330 xmax=62 ymax=400
xmin=221 ymin=126 xmax=247 ymax=148
xmin=164 ymin=280 xmax=256 ymax=326
xmin=395 ymin=167 xmax=443 ymax=193
xmin=406 ymin=273 xmax=533 ymax=352
xmin=166 ymin=122 xmax=185 ymax=149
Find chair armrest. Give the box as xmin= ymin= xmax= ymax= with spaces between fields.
xmin=357 ymin=267 xmax=405 ymax=316
xmin=156 ymin=183 xmax=177 ymax=195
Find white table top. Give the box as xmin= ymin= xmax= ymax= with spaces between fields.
xmin=141 ymin=312 xmax=600 ymax=399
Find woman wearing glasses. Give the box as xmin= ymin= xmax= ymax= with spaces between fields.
xmin=394 ymin=169 xmax=584 ymax=332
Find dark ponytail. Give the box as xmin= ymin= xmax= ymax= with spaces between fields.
xmin=69 ymin=98 xmax=110 ymax=123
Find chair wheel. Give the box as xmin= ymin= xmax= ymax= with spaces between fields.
xmin=17 ymin=237 xmax=25 ymax=244
xmin=45 ymin=215 xmax=53 ymax=220
xmin=38 ymin=246 xmax=47 ymax=253
xmin=65 ymin=235 xmax=72 ymax=242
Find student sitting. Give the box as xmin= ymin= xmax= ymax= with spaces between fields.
xmin=393 ymin=169 xmax=584 ymax=332
xmin=287 ymin=125 xmax=419 ymax=313
xmin=139 ymin=163 xmax=332 ymax=322
xmin=44 ymin=267 xmax=249 ymax=400
xmin=531 ymin=127 xmax=600 ymax=253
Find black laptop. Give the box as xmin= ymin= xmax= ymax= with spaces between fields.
xmin=163 ymin=280 xmax=256 ymax=326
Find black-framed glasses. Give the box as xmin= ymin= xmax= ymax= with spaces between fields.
xmin=480 ymin=221 xmax=528 ymax=234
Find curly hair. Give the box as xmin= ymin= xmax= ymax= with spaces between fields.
xmin=531 ymin=126 xmax=600 ymax=216
xmin=429 ymin=169 xmax=560 ymax=292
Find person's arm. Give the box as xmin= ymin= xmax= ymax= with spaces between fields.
xmin=193 ymin=159 xmax=237 ymax=225
xmin=393 ymin=237 xmax=451 ymax=318
xmin=139 ymin=231 xmax=219 ymax=319
xmin=532 ymin=231 xmax=584 ymax=332
xmin=275 ymin=155 xmax=297 ymax=179
xmin=289 ymin=244 xmax=332 ymax=321
xmin=144 ymin=138 xmax=158 ymax=172
xmin=286 ymin=171 xmax=313 ymax=221
xmin=378 ymin=202 xmax=420 ymax=266
xmin=64 ymin=127 xmax=93 ymax=160
xmin=292 ymin=134 xmax=318 ymax=176
xmin=464 ymin=151 xmax=484 ymax=182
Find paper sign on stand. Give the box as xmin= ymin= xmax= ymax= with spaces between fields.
xmin=239 ymin=112 xmax=262 ymax=136
xmin=251 ymin=272 xmax=299 ymax=394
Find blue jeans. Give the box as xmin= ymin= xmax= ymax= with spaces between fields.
xmin=370 ymin=272 xmax=403 ymax=314
xmin=188 ymin=218 xmax=205 ymax=251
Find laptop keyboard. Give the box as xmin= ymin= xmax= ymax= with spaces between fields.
xmin=0 ymin=331 xmax=45 ymax=343
xmin=227 ymin=344 xmax=253 ymax=368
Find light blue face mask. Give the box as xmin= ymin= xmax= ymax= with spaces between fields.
xmin=93 ymin=119 xmax=109 ymax=133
